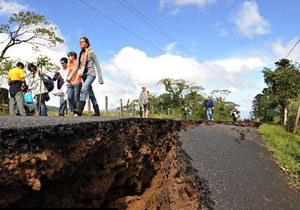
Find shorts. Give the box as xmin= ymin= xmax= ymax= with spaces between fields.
xmin=142 ymin=103 xmax=150 ymax=110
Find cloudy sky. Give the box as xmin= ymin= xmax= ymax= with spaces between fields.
xmin=0 ymin=0 xmax=300 ymax=118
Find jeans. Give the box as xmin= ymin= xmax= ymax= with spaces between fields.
xmin=9 ymin=91 xmax=26 ymax=116
xmin=68 ymin=82 xmax=82 ymax=113
xmin=35 ymin=97 xmax=47 ymax=116
xmin=58 ymin=96 xmax=67 ymax=116
xmin=206 ymin=108 xmax=213 ymax=121
xmin=80 ymin=75 xmax=97 ymax=105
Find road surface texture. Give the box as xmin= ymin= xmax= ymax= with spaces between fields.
xmin=179 ymin=124 xmax=300 ymax=210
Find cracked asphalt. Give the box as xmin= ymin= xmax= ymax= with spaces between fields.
xmin=179 ymin=124 xmax=300 ymax=210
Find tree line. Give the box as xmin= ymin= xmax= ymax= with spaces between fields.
xmin=251 ymin=58 xmax=300 ymax=133
xmin=128 ymin=78 xmax=239 ymax=120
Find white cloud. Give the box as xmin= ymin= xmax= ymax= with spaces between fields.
xmin=270 ymin=37 xmax=300 ymax=62
xmin=160 ymin=0 xmax=216 ymax=8
xmin=233 ymin=1 xmax=270 ymax=38
xmin=164 ymin=42 xmax=178 ymax=53
xmin=0 ymin=0 xmax=28 ymax=15
xmin=91 ymin=46 xmax=267 ymax=120
xmin=214 ymin=22 xmax=228 ymax=37
xmin=102 ymin=47 xmax=212 ymax=89
xmin=159 ymin=0 xmax=216 ymax=14
xmin=205 ymin=57 xmax=265 ymax=72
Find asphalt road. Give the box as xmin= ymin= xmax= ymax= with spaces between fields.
xmin=179 ymin=124 xmax=300 ymax=210
xmin=0 ymin=116 xmax=122 ymax=129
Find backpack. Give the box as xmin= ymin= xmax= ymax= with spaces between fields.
xmin=39 ymin=72 xmax=54 ymax=92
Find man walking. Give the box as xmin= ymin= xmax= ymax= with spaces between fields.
xmin=204 ymin=96 xmax=214 ymax=121
xmin=7 ymin=62 xmax=26 ymax=116
xmin=139 ymin=87 xmax=151 ymax=118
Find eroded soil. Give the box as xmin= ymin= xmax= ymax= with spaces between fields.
xmin=0 ymin=117 xmax=258 ymax=209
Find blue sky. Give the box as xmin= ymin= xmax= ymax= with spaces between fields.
xmin=1 ymin=0 xmax=300 ymax=118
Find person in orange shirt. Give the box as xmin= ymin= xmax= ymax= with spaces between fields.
xmin=7 ymin=62 xmax=26 ymax=116
xmin=67 ymin=37 xmax=104 ymax=116
xmin=67 ymin=52 xmax=82 ymax=115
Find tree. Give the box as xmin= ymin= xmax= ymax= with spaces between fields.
xmin=157 ymin=78 xmax=203 ymax=109
xmin=0 ymin=10 xmax=64 ymax=60
xmin=262 ymin=59 xmax=300 ymax=124
xmin=36 ymin=55 xmax=59 ymax=73
xmin=210 ymin=89 xmax=231 ymax=103
xmin=0 ymin=59 xmax=14 ymax=85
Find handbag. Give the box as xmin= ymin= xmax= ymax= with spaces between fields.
xmin=35 ymin=92 xmax=50 ymax=102
xmin=24 ymin=92 xmax=34 ymax=104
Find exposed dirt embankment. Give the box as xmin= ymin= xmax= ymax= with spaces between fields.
xmin=0 ymin=118 xmax=215 ymax=209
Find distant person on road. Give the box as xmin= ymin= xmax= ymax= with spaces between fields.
xmin=230 ymin=108 xmax=239 ymax=122
xmin=7 ymin=62 xmax=26 ymax=116
xmin=28 ymin=63 xmax=49 ymax=116
xmin=181 ymin=104 xmax=192 ymax=120
xmin=204 ymin=96 xmax=214 ymax=121
xmin=139 ymin=86 xmax=151 ymax=118
xmin=67 ymin=37 xmax=104 ymax=116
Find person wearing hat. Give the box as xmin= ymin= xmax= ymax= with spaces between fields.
xmin=204 ymin=96 xmax=214 ymax=121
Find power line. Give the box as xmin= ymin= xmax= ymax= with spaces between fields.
xmin=78 ymin=0 xmax=256 ymax=109
xmin=99 ymin=0 xmax=168 ymax=50
xmin=115 ymin=0 xmax=195 ymax=57
xmin=113 ymin=2 xmax=257 ymax=99
xmin=285 ymin=38 xmax=300 ymax=59
xmin=79 ymin=0 xmax=165 ymax=54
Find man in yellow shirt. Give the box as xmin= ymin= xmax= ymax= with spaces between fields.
xmin=7 ymin=62 xmax=26 ymax=116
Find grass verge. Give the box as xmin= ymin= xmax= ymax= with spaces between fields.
xmin=259 ymin=123 xmax=300 ymax=189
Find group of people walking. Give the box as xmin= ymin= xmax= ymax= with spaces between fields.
xmin=8 ymin=37 xmax=104 ymax=117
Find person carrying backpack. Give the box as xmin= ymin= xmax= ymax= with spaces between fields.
xmin=28 ymin=63 xmax=49 ymax=116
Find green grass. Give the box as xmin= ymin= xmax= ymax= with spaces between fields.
xmin=259 ymin=123 xmax=300 ymax=189
xmin=46 ymin=110 xmax=180 ymax=119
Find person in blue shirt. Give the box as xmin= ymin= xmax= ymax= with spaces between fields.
xmin=204 ymin=96 xmax=214 ymax=121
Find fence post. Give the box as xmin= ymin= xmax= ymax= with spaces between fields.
xmin=120 ymin=99 xmax=123 ymax=116
xmin=168 ymin=107 xmax=170 ymax=116
xmin=87 ymin=95 xmax=91 ymax=114
xmin=105 ymin=96 xmax=108 ymax=115
xmin=152 ymin=105 xmax=154 ymax=115
xmin=293 ymin=105 xmax=300 ymax=135
xmin=132 ymin=102 xmax=135 ymax=116
xmin=126 ymin=99 xmax=129 ymax=115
